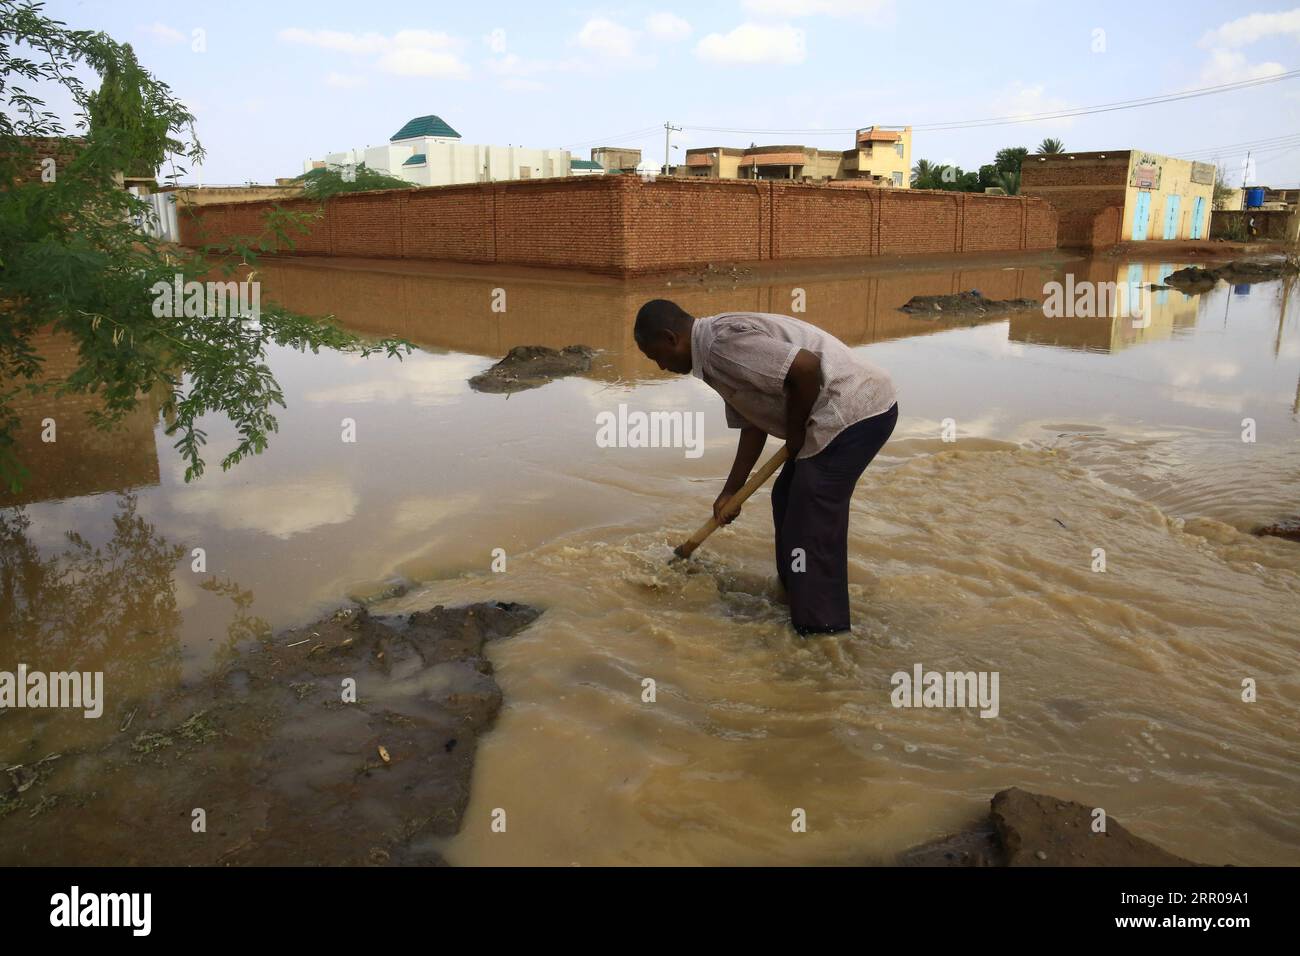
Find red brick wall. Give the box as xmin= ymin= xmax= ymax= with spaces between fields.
xmin=1022 ymin=153 xmax=1129 ymax=250
xmin=402 ymin=185 xmax=495 ymax=262
xmin=1057 ymin=205 xmax=1122 ymax=249
xmin=180 ymin=175 xmax=1058 ymax=276
xmin=623 ymin=177 xmax=766 ymax=270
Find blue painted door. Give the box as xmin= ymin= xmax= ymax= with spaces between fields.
xmin=1156 ymin=264 xmax=1173 ymax=305
xmin=1132 ymin=191 xmax=1151 ymax=240
xmin=1190 ymin=196 xmax=1205 ymax=239
xmin=1163 ymin=195 xmax=1180 ymax=239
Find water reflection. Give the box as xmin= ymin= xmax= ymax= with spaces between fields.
xmin=1009 ymin=260 xmax=1200 ymax=353
xmin=3 ymin=329 xmax=162 ymax=507
xmin=246 ymin=256 xmax=1059 ymax=379
xmin=1 ymin=252 xmax=1297 ymax=865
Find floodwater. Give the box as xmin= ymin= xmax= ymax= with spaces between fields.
xmin=3 ymin=252 xmax=1298 ymax=865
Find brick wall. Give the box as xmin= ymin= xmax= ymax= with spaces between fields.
xmin=1057 ymin=205 xmax=1122 ymax=249
xmin=180 ymin=175 xmax=1058 ymax=276
xmin=1210 ymin=209 xmax=1300 ymax=242
xmin=1022 ymin=153 xmax=1129 ymax=251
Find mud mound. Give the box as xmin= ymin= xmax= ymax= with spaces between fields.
xmin=1165 ymin=257 xmax=1298 ymax=291
xmin=897 ymin=787 xmax=1200 ymax=866
xmin=1255 ymin=517 xmax=1300 ymax=542
xmin=469 ymin=345 xmax=595 ymax=393
xmin=899 ymin=290 xmax=1040 ymax=317
xmin=0 ymin=601 xmax=543 ymax=866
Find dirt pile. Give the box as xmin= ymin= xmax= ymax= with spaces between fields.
xmin=899 ymin=290 xmax=1040 ymax=317
xmin=1164 ymin=257 xmax=1299 ymax=291
xmin=897 ymin=787 xmax=1200 ymax=866
xmin=469 ymin=345 xmax=595 ymax=393
xmin=1254 ymin=517 xmax=1300 ymax=542
xmin=0 ymin=601 xmax=543 ymax=865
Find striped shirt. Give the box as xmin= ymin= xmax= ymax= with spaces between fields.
xmin=691 ymin=311 xmax=896 ymax=459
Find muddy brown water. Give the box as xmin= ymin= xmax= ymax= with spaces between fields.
xmin=2 ymin=253 xmax=1298 ymax=865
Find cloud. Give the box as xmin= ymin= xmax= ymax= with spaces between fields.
xmin=378 ymin=48 xmax=469 ymax=77
xmin=696 ymin=22 xmax=807 ymax=65
xmin=742 ymin=0 xmax=892 ymax=19
xmin=575 ymin=18 xmax=640 ymax=58
xmin=500 ymin=77 xmax=547 ymax=93
xmin=325 ymin=72 xmax=367 ymax=89
xmin=303 ymin=354 xmax=484 ymax=407
xmin=142 ymin=22 xmax=186 ymax=45
xmin=1195 ymin=10 xmax=1295 ymax=89
xmin=991 ymin=82 xmax=1077 ymax=130
xmin=279 ymin=27 xmax=469 ymax=78
xmin=645 ymin=12 xmax=692 ymax=41
xmin=1199 ymin=48 xmax=1287 ymax=85
xmin=1199 ymin=9 xmax=1300 ymax=48
xmin=173 ymin=475 xmax=358 ymax=539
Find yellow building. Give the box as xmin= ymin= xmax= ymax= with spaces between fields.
xmin=682 ymin=126 xmax=912 ymax=186
xmin=1022 ymin=149 xmax=1216 ymax=248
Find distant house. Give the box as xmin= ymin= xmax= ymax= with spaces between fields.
xmin=1022 ymin=150 xmax=1215 ymax=248
xmin=592 ymin=147 xmax=642 ymax=174
xmin=306 ymin=113 xmax=572 ymax=187
xmin=681 ymin=126 xmax=912 ymax=187
xmin=570 ymin=159 xmax=605 ymax=176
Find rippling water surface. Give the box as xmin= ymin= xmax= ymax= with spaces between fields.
xmin=4 ymin=254 xmax=1297 ymax=865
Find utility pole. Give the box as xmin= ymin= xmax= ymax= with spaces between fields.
xmin=1240 ymin=150 xmax=1251 ymax=210
xmin=663 ymin=121 xmax=681 ymax=176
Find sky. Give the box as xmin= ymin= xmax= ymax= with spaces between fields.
xmin=33 ymin=0 xmax=1300 ymax=187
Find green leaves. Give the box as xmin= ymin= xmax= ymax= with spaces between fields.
xmin=0 ymin=1 xmax=413 ymax=494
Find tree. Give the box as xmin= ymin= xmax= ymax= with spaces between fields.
xmin=995 ymin=147 xmax=1029 ymax=173
xmin=911 ymin=159 xmax=980 ymax=191
xmin=299 ymin=163 xmax=411 ymax=200
xmin=910 ymin=158 xmax=939 ymax=187
xmin=1038 ymin=137 xmax=1064 ymax=154
xmin=1211 ymin=162 xmax=1236 ymax=210
xmin=85 ymin=42 xmax=182 ymax=180
xmin=993 ymin=170 xmax=1020 ymax=195
xmin=0 ymin=0 xmax=410 ymax=492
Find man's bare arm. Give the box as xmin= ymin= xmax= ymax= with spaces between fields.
xmin=783 ymin=348 xmax=823 ymax=457
xmin=714 ymin=425 xmax=767 ymax=524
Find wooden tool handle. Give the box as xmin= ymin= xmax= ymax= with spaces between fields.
xmin=672 ymin=445 xmax=791 ymax=560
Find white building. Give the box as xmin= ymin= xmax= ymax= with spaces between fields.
xmin=305 ymin=114 xmax=573 ymax=187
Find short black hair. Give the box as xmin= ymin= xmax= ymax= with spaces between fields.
xmin=634 ymin=299 xmax=693 ymax=343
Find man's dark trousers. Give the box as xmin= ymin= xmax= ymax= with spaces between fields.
xmin=772 ymin=402 xmax=898 ymax=635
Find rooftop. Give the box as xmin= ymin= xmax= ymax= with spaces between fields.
xmin=390 ymin=115 xmax=461 ymax=142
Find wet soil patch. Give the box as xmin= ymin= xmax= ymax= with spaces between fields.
xmin=899 ymin=290 xmax=1040 ymax=317
xmin=1254 ymin=517 xmax=1300 ymax=542
xmin=1164 ymin=257 xmax=1299 ymax=292
xmin=469 ymin=345 xmax=595 ymax=393
xmin=897 ymin=787 xmax=1200 ymax=866
xmin=0 ymin=601 xmax=542 ymax=865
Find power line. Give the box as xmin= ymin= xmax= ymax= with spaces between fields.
xmin=1175 ymin=136 xmax=1300 ymax=161
xmin=1172 ymin=131 xmax=1300 ymax=156
xmin=680 ymin=70 xmax=1300 ymax=137
xmin=560 ymin=126 xmax=661 ymax=150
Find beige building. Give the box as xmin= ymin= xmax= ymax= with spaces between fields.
xmin=682 ymin=126 xmax=912 ymax=187
xmin=592 ymin=147 xmax=642 ymax=174
xmin=1022 ymin=149 xmax=1215 ymax=246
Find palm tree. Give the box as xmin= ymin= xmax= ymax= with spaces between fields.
xmin=1038 ymin=137 xmax=1065 ymax=154
xmin=994 ymin=170 xmax=1021 ymax=195
xmin=911 ymin=158 xmax=938 ymax=187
